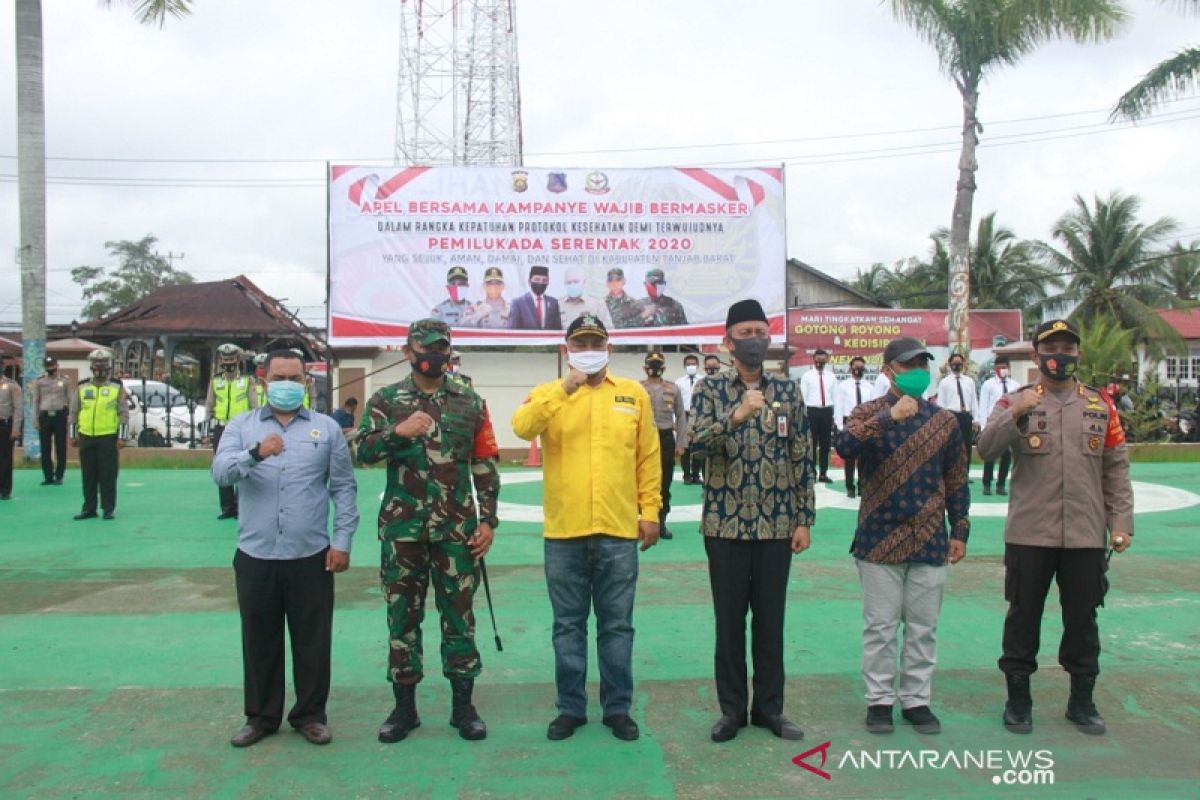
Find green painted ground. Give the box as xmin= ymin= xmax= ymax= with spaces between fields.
xmin=1 ymin=465 xmax=1198 ymax=799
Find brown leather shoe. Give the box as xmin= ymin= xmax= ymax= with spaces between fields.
xmin=229 ymin=724 xmax=273 ymax=748
xmin=298 ymin=722 xmax=332 ymax=745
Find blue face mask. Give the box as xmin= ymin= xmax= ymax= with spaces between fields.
xmin=267 ymin=380 xmax=305 ymax=411
xmin=565 ymin=283 xmax=584 ymax=299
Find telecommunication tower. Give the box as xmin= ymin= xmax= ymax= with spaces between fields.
xmin=394 ymin=0 xmax=524 ymax=166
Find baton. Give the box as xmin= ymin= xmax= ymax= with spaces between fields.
xmin=1106 ymin=548 xmax=1114 ymax=564
xmin=479 ymin=558 xmax=503 ymax=652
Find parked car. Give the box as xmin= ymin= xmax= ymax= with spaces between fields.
xmin=121 ymin=379 xmax=207 ymax=447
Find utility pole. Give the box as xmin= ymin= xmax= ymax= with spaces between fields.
xmin=155 ymin=250 xmax=186 ymax=269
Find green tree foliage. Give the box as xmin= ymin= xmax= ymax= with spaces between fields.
xmin=72 ymin=235 xmax=194 ymax=321
xmin=1076 ymin=314 xmax=1136 ymax=386
xmin=1154 ymin=241 xmax=1200 ymax=306
xmin=1034 ymin=191 xmax=1181 ymax=354
xmin=1111 ymin=1 xmax=1200 ymax=121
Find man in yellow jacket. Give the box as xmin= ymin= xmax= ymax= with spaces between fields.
xmin=512 ymin=314 xmax=661 ymax=743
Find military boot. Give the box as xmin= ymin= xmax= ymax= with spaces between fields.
xmin=1065 ymin=674 xmax=1106 ymax=735
xmin=1003 ymin=673 xmax=1033 ymax=734
xmin=449 ymin=677 xmax=487 ymax=741
xmin=378 ymin=682 xmax=420 ymax=743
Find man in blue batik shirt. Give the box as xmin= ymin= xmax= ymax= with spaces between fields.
xmin=213 ymin=350 xmax=359 ymax=749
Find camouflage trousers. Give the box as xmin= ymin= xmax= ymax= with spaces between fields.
xmin=381 ymin=537 xmax=481 ymax=684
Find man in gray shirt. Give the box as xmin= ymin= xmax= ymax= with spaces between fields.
xmin=212 ymin=350 xmax=359 ymax=749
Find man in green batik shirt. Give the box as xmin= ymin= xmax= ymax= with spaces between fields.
xmin=357 ymin=318 xmax=501 ymax=744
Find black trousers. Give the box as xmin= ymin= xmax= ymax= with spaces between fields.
xmin=658 ymin=429 xmax=675 ymax=525
xmin=234 ymin=548 xmax=334 ymax=731
xmin=39 ymin=411 xmax=68 ymax=481
xmin=78 ymin=434 xmax=119 ymax=514
xmin=0 ymin=418 xmax=13 ymax=496
xmin=212 ymin=425 xmax=237 ymax=515
xmin=807 ymin=406 xmax=833 ymax=476
xmin=983 ymin=450 xmax=1012 ymax=488
xmin=999 ymin=544 xmax=1108 ymax=679
xmin=953 ymin=411 xmax=974 ymax=465
xmin=705 ymin=537 xmax=792 ymax=718
xmin=681 ymin=447 xmax=703 ymax=483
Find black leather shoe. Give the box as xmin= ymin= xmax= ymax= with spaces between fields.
xmin=297 ymin=722 xmax=332 ymax=745
xmin=818 ymin=475 xmax=833 ymax=484
xmin=982 ymin=485 xmax=993 ymax=496
xmin=547 ymin=714 xmax=587 ymax=741
xmin=659 ymin=527 xmax=673 ymax=540
xmin=901 ymin=705 xmax=941 ymax=734
xmin=40 ymin=479 xmax=55 ymax=486
xmin=603 ymin=714 xmax=639 ymax=741
xmin=217 ymin=511 xmax=237 ymax=520
xmin=102 ymin=512 xmax=115 ymax=520
xmin=710 ymin=715 xmax=744 ymax=743
xmin=847 ymin=487 xmax=856 ymax=499
xmin=230 ymin=724 xmax=274 ymax=748
xmin=865 ymin=704 xmax=893 ymax=734
xmin=997 ymin=486 xmax=1007 ymax=496
xmin=750 ymin=712 xmax=804 ymax=741
xmin=73 ymin=511 xmax=98 ymax=520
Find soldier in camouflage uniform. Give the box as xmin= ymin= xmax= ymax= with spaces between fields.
xmin=604 ymin=267 xmax=643 ymax=329
xmin=637 ymin=268 xmax=689 ymax=326
xmin=465 ymin=267 xmax=510 ymax=328
xmin=358 ymin=318 xmax=501 ymax=743
xmin=431 ymin=266 xmax=475 ymax=326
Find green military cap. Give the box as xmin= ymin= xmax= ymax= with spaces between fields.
xmin=447 ymin=266 xmax=469 ymax=283
xmin=606 ymin=267 xmax=625 ymax=280
xmin=566 ymin=313 xmax=608 ymax=341
xmin=645 ymin=268 xmax=666 ymax=284
xmin=484 ymin=266 xmax=504 ymax=284
xmin=408 ymin=318 xmax=452 ymax=346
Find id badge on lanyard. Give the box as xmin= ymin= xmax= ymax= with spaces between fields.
xmin=773 ymin=401 xmax=788 ymax=438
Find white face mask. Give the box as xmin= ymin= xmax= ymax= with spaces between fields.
xmin=685 ymin=364 xmax=698 ymax=376
xmin=568 ymin=349 xmax=609 ymax=375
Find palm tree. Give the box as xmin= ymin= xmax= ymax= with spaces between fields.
xmin=1154 ymin=241 xmax=1200 ymax=306
xmin=1035 ymin=191 xmax=1181 ymax=354
xmin=852 ymin=262 xmax=902 ymax=301
xmin=889 ymin=0 xmax=1126 ymax=354
xmin=16 ymin=0 xmax=191 ymax=455
xmin=1076 ymin=314 xmax=1136 ymax=386
xmin=1111 ymin=1 xmax=1200 ymax=121
xmin=933 ymin=212 xmax=1062 ymax=315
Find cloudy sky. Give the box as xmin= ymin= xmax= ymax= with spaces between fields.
xmin=2 ymin=0 xmax=1198 ymax=328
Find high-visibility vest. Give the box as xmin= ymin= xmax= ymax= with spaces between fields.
xmin=302 ymin=379 xmax=313 ymax=409
xmin=78 ymin=383 xmax=121 ymax=436
xmin=211 ymin=375 xmax=253 ymax=423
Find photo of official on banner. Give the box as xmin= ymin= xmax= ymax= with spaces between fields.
xmin=327 ymin=165 xmax=786 ymax=346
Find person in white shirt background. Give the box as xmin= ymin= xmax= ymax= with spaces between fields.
xmin=798 ymin=349 xmax=835 ymax=483
xmin=976 ymin=354 xmax=1013 ymax=496
xmin=833 ymin=356 xmax=873 ymax=498
xmin=936 ymin=352 xmax=979 ymax=477
xmin=675 ymin=354 xmax=703 ymax=484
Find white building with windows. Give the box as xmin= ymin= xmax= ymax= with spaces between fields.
xmin=1148 ymin=309 xmax=1200 ymax=393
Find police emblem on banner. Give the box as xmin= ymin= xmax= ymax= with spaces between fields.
xmin=547 ymin=172 xmax=568 ymax=193
xmin=511 ymin=170 xmax=528 ymax=193
xmin=584 ymin=171 xmax=610 ymax=194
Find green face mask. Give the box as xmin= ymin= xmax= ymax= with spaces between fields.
xmin=892 ymin=367 xmax=931 ymax=398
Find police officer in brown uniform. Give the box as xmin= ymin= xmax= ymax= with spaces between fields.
xmin=0 ymin=372 xmax=22 ymax=500
xmin=978 ymin=319 xmax=1134 ymax=736
xmin=32 ymin=357 xmax=72 ymax=485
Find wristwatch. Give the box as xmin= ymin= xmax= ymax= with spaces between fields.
xmin=249 ymin=443 xmax=265 ymax=462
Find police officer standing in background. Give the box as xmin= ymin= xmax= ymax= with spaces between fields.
xmin=69 ymin=349 xmax=129 ymax=520
xmin=0 ymin=370 xmax=22 ymax=500
xmin=32 ymin=356 xmax=71 ymax=485
xmin=207 ymin=344 xmax=259 ymax=519
xmin=642 ymin=352 xmax=687 ymax=539
xmin=978 ymin=319 xmax=1134 ymax=736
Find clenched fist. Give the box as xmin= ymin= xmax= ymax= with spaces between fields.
xmin=393 ymin=411 xmax=434 ymax=439
xmin=258 ymin=432 xmax=285 ymax=457
xmin=890 ymin=395 xmax=919 ymax=422
xmin=732 ymin=389 xmax=766 ymax=424
xmin=1011 ymin=389 xmax=1042 ymax=419
xmin=562 ymin=368 xmax=589 ymax=395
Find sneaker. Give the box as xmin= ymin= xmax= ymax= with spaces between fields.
xmin=901 ymin=705 xmax=941 ymax=734
xmin=865 ymin=704 xmax=893 ymax=734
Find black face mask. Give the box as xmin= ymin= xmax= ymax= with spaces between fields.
xmin=814 ymin=361 xmax=827 ymax=370
xmin=46 ymin=368 xmax=58 ymax=376
xmin=851 ymin=368 xmax=864 ymax=378
xmin=705 ymin=367 xmax=719 ymax=376
xmin=93 ymin=369 xmax=110 ymax=381
xmin=647 ymin=368 xmax=664 ymax=378
xmin=412 ymin=351 xmax=450 ymax=379
xmin=530 ymin=282 xmax=548 ymax=296
xmin=730 ymin=336 xmax=769 ymax=368
xmin=1037 ymin=352 xmax=1078 ymax=382
xmin=950 ymin=363 xmax=963 ymax=373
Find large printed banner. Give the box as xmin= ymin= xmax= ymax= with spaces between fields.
xmin=788 ymin=307 xmax=1023 ymax=368
xmin=327 ymin=166 xmax=787 ymax=345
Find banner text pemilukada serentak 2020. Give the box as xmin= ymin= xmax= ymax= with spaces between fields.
xmin=327 ymin=165 xmax=787 ymax=346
